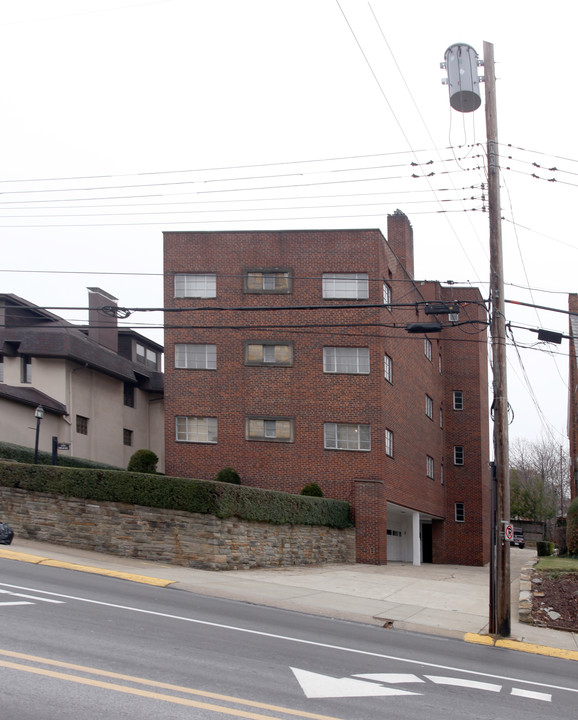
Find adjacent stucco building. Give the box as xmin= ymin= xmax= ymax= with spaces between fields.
xmin=0 ymin=288 xmax=164 ymax=470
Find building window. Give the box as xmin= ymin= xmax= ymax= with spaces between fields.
xmin=323 ymin=347 xmax=370 ymax=374
xmin=245 ymin=342 xmax=293 ymax=366
xmin=384 ymin=354 xmax=393 ymax=383
xmin=245 ymin=270 xmax=291 ymax=293
xmin=21 ymin=355 xmax=32 ymax=383
xmin=424 ymin=338 xmax=432 ymax=361
xmin=453 ymin=390 xmax=464 ymax=410
xmin=425 ymin=394 xmax=433 ymax=419
xmin=123 ymin=383 xmax=135 ymax=408
xmin=454 ymin=445 xmax=464 ymax=465
xmin=441 ymin=463 xmax=444 ymax=485
xmin=175 ymin=344 xmax=217 ymax=370
xmin=136 ymin=344 xmax=158 ymax=370
xmin=439 ymin=354 xmax=442 ymax=374
xmin=246 ymin=417 xmax=294 ymax=442
xmin=322 ymin=273 xmax=369 ymax=299
xmin=76 ymin=415 xmax=89 ymax=435
xmin=174 ymin=273 xmax=216 ymax=298
xmin=383 ymin=282 xmax=392 ymax=309
xmin=324 ymin=423 xmax=370 ymax=451
xmin=385 ymin=428 xmax=394 ymax=457
xmin=176 ymin=416 xmax=218 ymax=443
xmin=439 ymin=408 xmax=443 ymax=428
xmin=426 ymin=455 xmax=435 ymax=479
xmin=0 ymin=356 xmax=3 ymax=383
xmin=123 ymin=429 xmax=133 ymax=447
xmin=455 ymin=502 xmax=465 ymax=522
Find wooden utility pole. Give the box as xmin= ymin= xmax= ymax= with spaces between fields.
xmin=484 ymin=41 xmax=510 ymax=637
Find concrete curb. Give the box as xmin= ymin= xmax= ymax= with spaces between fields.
xmin=0 ymin=548 xmax=174 ymax=588
xmin=465 ymin=632 xmax=578 ymax=662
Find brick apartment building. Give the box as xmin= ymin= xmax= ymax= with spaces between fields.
xmin=163 ymin=212 xmax=490 ymax=565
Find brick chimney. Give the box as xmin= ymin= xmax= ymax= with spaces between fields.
xmin=387 ymin=210 xmax=414 ymax=279
xmin=87 ymin=287 xmax=118 ymax=352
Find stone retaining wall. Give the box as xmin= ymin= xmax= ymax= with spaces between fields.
xmin=0 ymin=487 xmax=355 ymax=570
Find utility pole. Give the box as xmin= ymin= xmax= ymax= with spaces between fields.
xmin=443 ymin=42 xmax=510 ymax=636
xmin=484 ymin=41 xmax=510 ymax=637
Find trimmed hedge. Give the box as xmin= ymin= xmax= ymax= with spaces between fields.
xmin=0 ymin=441 xmax=122 ymax=470
xmin=537 ymin=540 xmax=555 ymax=557
xmin=0 ymin=462 xmax=353 ymax=529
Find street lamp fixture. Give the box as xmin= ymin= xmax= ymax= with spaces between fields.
xmin=34 ymin=405 xmax=44 ymax=464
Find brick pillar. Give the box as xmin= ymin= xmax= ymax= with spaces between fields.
xmin=353 ymin=479 xmax=387 ymax=564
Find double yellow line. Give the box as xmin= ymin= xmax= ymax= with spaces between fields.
xmin=0 ymin=648 xmax=344 ymax=720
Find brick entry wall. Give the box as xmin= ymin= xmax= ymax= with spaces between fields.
xmin=0 ymin=488 xmax=355 ymax=570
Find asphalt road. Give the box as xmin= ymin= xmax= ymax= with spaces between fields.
xmin=1 ymin=558 xmax=576 ymax=720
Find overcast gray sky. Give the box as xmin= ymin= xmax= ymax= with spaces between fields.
xmin=1 ymin=0 xmax=575 ymax=448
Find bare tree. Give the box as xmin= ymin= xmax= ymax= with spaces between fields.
xmin=509 ymin=437 xmax=570 ymax=521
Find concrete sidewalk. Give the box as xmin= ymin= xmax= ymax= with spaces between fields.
xmin=1 ymin=540 xmax=577 ymax=660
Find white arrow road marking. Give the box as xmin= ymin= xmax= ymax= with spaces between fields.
xmin=291 ymin=668 xmax=421 ymax=699
xmin=425 ymin=676 xmax=502 ymax=692
xmin=0 ymin=590 xmax=64 ymax=604
xmin=0 ymin=602 xmax=34 ymax=607
xmin=511 ymin=688 xmax=552 ymax=702
xmin=355 ymin=673 xmax=424 ymax=684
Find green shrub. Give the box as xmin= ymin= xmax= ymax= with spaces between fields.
xmin=214 ymin=467 xmax=241 ymax=485
xmin=300 ymin=482 xmax=323 ymax=497
xmin=0 ymin=461 xmax=353 ymax=529
xmin=127 ymin=449 xmax=158 ymax=474
xmin=536 ymin=540 xmax=554 ymax=557
xmin=0 ymin=441 xmax=122 ymax=470
xmin=567 ymin=497 xmax=578 ymax=555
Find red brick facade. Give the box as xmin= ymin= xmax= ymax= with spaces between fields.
xmin=163 ymin=213 xmax=490 ymax=565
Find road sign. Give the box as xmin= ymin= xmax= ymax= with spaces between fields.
xmin=504 ymin=524 xmax=514 ymax=541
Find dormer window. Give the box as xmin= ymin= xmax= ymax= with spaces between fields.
xmin=136 ymin=343 xmax=157 ymax=370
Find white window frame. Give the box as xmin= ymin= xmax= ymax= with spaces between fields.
xmin=174 ymin=273 xmax=216 ymax=298
xmin=454 ymin=445 xmax=464 ymax=465
xmin=176 ymin=416 xmax=218 ymax=443
xmin=441 ymin=463 xmax=444 ymax=485
xmin=323 ymin=347 xmax=370 ymax=375
xmin=322 ymin=273 xmax=369 ymax=299
xmin=385 ymin=428 xmax=394 ymax=457
xmin=425 ymin=394 xmax=433 ymax=419
xmin=383 ymin=282 xmax=392 ymax=309
xmin=424 ymin=337 xmax=432 ymax=361
xmin=324 ymin=423 xmax=371 ymax=451
xmin=246 ymin=417 xmax=294 ymax=443
xmin=439 ymin=408 xmax=443 ymax=428
xmin=175 ymin=343 xmax=217 ymax=370
xmin=384 ymin=353 xmax=393 ymax=384
xmin=426 ymin=455 xmax=434 ymax=479
xmin=453 ymin=390 xmax=464 ymax=410
xmin=455 ymin=502 xmax=465 ymax=522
